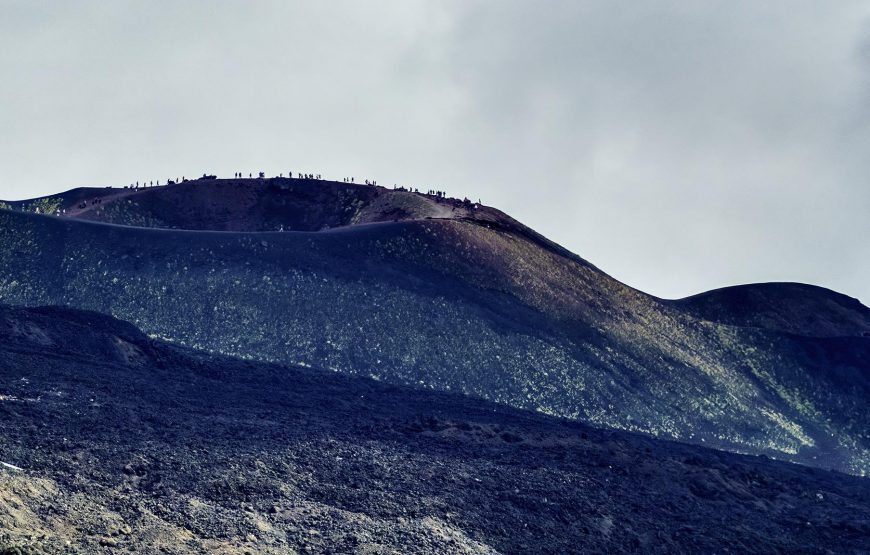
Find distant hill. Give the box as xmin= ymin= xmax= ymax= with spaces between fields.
xmin=1 ymin=180 xmax=868 ymax=475
xmin=1 ymin=304 xmax=868 ymax=554
xmin=674 ymin=282 xmax=870 ymax=338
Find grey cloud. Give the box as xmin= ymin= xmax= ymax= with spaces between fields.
xmin=418 ymin=1 xmax=870 ymax=301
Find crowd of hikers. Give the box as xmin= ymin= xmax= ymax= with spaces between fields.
xmin=14 ymin=168 xmax=482 ymax=221
xmin=107 ymin=171 xmax=482 ymax=212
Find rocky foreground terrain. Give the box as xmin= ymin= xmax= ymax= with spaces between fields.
xmin=1 ymin=179 xmax=868 ymax=475
xmin=1 ymin=304 xmax=869 ymax=554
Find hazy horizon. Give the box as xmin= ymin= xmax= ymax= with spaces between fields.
xmin=1 ymin=1 xmax=868 ymax=303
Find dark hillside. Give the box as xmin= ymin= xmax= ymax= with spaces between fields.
xmin=1 ymin=206 xmax=868 ymax=475
xmin=1 ymin=304 xmax=868 ymax=554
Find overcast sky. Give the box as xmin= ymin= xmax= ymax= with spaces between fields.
xmin=1 ymin=1 xmax=868 ymax=302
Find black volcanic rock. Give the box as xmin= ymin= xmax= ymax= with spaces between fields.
xmin=0 ymin=304 xmax=868 ymax=554
xmin=1 ymin=181 xmax=868 ymax=476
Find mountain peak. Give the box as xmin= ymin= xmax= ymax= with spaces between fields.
xmin=7 ymin=178 xmax=489 ymax=232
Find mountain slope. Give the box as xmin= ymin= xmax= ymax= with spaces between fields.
xmin=0 ymin=182 xmax=868 ymax=475
xmin=1 ymin=304 xmax=869 ymax=554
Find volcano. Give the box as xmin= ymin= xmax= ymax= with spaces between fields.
xmin=1 ymin=178 xmax=868 ymax=477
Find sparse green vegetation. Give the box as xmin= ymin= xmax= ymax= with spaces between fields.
xmin=22 ymin=197 xmax=62 ymax=215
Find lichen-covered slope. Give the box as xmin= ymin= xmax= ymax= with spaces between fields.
xmin=0 ymin=191 xmax=868 ymax=475
xmin=1 ymin=304 xmax=869 ymax=554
